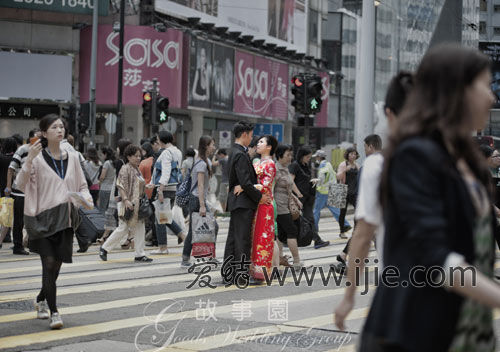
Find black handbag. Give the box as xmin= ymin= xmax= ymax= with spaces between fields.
xmin=138 ymin=196 xmax=153 ymax=220
xmin=123 ymin=206 xmax=134 ymax=221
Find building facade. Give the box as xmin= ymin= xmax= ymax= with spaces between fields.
xmin=320 ymin=0 xmax=479 ymax=148
xmin=479 ymin=0 xmax=500 ymax=136
xmin=0 ymin=0 xmax=332 ymax=153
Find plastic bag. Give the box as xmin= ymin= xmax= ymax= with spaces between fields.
xmin=153 ymin=199 xmax=172 ymax=224
xmin=0 ymin=197 xmax=14 ymax=228
xmin=191 ymin=212 xmax=216 ymax=243
xmin=166 ymin=205 xmax=186 ymax=236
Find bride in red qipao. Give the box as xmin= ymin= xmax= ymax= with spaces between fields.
xmin=251 ymin=135 xmax=278 ymax=280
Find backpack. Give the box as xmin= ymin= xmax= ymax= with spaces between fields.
xmin=176 ymin=160 xmax=202 ymax=207
xmin=153 ymin=149 xmax=182 ymax=185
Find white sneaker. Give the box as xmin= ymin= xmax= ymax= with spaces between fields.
xmin=150 ymin=248 xmax=169 ymax=255
xmin=49 ymin=312 xmax=63 ymax=329
xmin=34 ymin=299 xmax=49 ymax=319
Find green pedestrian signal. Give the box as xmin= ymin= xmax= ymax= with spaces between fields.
xmin=156 ymin=96 xmax=169 ymax=124
xmin=159 ymin=111 xmax=167 ymax=122
xmin=310 ymin=98 xmax=318 ymax=110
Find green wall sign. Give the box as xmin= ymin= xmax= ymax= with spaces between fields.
xmin=0 ymin=0 xmax=109 ymax=16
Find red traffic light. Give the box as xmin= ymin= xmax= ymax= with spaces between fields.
xmin=143 ymin=92 xmax=152 ymax=102
xmin=291 ymin=76 xmax=303 ymax=87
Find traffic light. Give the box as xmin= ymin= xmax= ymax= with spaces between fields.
xmin=291 ymin=74 xmax=306 ymax=114
xmin=305 ymin=75 xmax=323 ymax=114
xmin=142 ymin=91 xmax=152 ymax=120
xmin=157 ymin=96 xmax=169 ymax=123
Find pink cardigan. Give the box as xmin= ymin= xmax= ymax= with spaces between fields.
xmin=15 ymin=151 xmax=92 ymax=239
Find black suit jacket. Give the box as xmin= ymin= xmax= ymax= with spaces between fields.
xmin=226 ymin=144 xmax=262 ymax=211
xmin=362 ymin=137 xmax=497 ymax=352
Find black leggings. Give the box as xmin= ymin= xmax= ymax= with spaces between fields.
xmin=339 ymin=193 xmax=357 ymax=232
xmin=37 ymin=256 xmax=63 ymax=314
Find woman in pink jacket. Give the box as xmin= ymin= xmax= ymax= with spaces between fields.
xmin=16 ymin=114 xmax=92 ymax=330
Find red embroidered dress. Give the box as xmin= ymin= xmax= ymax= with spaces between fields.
xmin=251 ymin=157 xmax=276 ymax=280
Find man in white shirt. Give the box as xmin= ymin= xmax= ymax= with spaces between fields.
xmin=334 ymin=71 xmax=414 ymax=330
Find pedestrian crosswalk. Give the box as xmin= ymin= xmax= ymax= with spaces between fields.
xmin=0 ymin=214 xmax=499 ymax=351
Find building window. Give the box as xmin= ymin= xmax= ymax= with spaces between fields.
xmin=495 ymin=5 xmax=500 ymax=12
xmin=494 ymin=27 xmax=500 ymax=35
xmin=480 ymin=21 xmax=486 ymax=34
xmin=481 ymin=0 xmax=487 ymax=12
xmin=309 ymin=9 xmax=319 ymax=44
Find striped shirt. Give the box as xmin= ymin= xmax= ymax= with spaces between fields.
xmin=8 ymin=144 xmax=30 ymax=196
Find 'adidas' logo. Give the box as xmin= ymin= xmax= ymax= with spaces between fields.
xmin=196 ymin=222 xmax=212 ymax=235
xmin=196 ymin=223 xmax=210 ymax=231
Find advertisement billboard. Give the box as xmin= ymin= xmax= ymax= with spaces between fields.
xmin=188 ymin=37 xmax=213 ymax=108
xmin=234 ymin=50 xmax=288 ymax=120
xmin=212 ymin=44 xmax=234 ymax=111
xmin=79 ymin=25 xmax=184 ymax=106
xmin=155 ymin=0 xmax=308 ymax=53
xmin=0 ymin=52 xmax=72 ymax=102
xmin=188 ymin=38 xmax=235 ymax=111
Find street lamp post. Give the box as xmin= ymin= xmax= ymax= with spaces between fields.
xmin=354 ymin=0 xmax=375 ymax=154
xmin=116 ymin=0 xmax=125 ymax=143
xmin=88 ymin=0 xmax=99 ymax=148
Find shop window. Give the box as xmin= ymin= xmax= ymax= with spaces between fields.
xmin=480 ymin=21 xmax=486 ymax=34
xmin=481 ymin=0 xmax=487 ymax=12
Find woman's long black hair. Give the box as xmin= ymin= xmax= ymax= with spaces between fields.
xmin=198 ymin=135 xmax=214 ymax=177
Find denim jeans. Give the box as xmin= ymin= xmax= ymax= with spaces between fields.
xmin=313 ymin=192 xmax=351 ymax=232
xmin=155 ymin=191 xmax=183 ymax=246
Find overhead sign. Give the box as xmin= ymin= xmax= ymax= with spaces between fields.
xmin=0 ymin=0 xmax=109 ymax=15
xmin=155 ymin=0 xmax=308 ymax=54
xmin=254 ymin=123 xmax=284 ymax=142
xmin=0 ymin=103 xmax=59 ymax=119
xmin=79 ymin=25 xmax=184 ymax=107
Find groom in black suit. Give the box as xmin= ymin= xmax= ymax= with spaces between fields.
xmin=224 ymin=121 xmax=271 ymax=284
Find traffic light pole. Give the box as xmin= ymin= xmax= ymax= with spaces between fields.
xmin=88 ymin=0 xmax=99 ymax=148
xmin=152 ymin=79 xmax=158 ymax=130
xmin=304 ymin=115 xmax=310 ymax=146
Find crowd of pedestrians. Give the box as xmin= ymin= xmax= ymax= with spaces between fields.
xmin=1 ymin=112 xmax=366 ymax=329
xmin=4 ymin=43 xmax=500 ymax=351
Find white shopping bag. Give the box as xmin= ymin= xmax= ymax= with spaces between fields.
xmin=206 ymin=193 xmax=223 ymax=214
xmin=191 ymin=212 xmax=216 ymax=243
xmin=166 ymin=205 xmax=187 ymax=236
xmin=152 ymin=199 xmax=172 ymax=224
